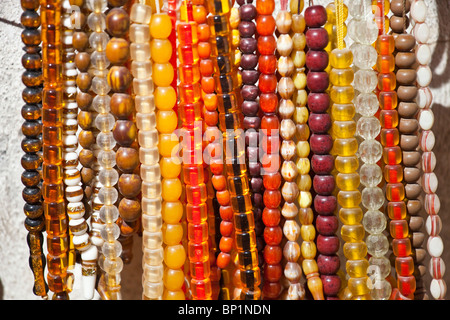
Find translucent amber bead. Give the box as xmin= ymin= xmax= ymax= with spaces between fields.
xmin=335 ymin=156 xmax=358 ymax=173
xmin=153 ymin=63 xmax=174 ymax=87
xmin=330 ymin=86 xmax=354 ymax=104
xmin=150 ymin=13 xmax=172 ymax=39
xmin=164 ymin=244 xmax=186 ymax=269
xmin=338 ymin=190 xmax=361 ymax=208
xmin=336 ymin=173 xmax=360 ymax=191
xmin=339 ymin=207 xmax=363 ymax=225
xmin=333 ymin=120 xmax=356 ymax=138
xmin=344 ymin=242 xmax=368 ymax=260
xmin=341 ymin=224 xmax=365 ymax=242
xmin=332 ymin=103 xmax=355 ymax=121
xmin=346 ymin=259 xmax=369 ymax=278
xmin=385 ymin=183 xmax=405 ymax=202
xmin=333 ymin=138 xmax=358 ymax=157
xmin=330 ymin=68 xmax=354 ymax=86
xmin=330 ymin=48 xmax=353 ymax=68
xmin=375 ymin=35 xmax=395 ymax=55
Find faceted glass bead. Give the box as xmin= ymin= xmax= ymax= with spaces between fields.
xmin=360 ymin=163 xmax=382 ymax=187
xmin=356 ymin=93 xmax=379 ymax=117
xmin=357 ymin=116 xmax=381 ymax=140
xmin=359 ymin=140 xmax=382 ymax=164
xmin=354 ymin=69 xmax=377 ymax=93
xmin=351 ymin=43 xmax=377 ymax=69
xmin=363 ymin=210 xmax=387 ymax=234
xmin=366 ymin=234 xmax=389 ymax=257
xmin=369 ymin=256 xmax=391 ymax=279
xmin=348 ymin=19 xmax=378 ymax=45
xmin=370 ymin=278 xmax=392 ymax=300
xmin=361 ymin=187 xmax=384 ymax=210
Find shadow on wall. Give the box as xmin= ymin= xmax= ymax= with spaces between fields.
xmin=427 ymin=0 xmax=450 ymax=301
xmin=429 ymin=1 xmax=450 ymax=91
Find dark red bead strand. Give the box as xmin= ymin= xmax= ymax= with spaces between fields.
xmin=305 ymin=4 xmax=341 ymax=300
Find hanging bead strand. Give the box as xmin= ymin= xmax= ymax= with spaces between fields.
xmin=21 ymin=0 xmax=48 ymax=299
xmin=192 ymin=0 xmax=222 ymax=300
xmin=207 ymin=0 xmax=261 ymax=300
xmin=237 ymin=0 xmax=264 ymax=274
xmin=330 ymin=0 xmax=371 ymax=300
xmin=305 ymin=4 xmax=340 ymax=300
xmin=289 ymin=0 xmax=324 ymax=301
xmin=348 ymin=0 xmax=392 ymax=300
xmin=276 ymin=0 xmax=305 ymax=301
xmin=41 ymin=0 xmax=73 ymax=300
xmin=411 ymin=0 xmax=447 ymax=301
xmin=63 ymin=0 xmax=99 ymax=299
xmin=178 ymin=0 xmax=211 ymax=300
xmin=89 ymin=0 xmax=121 ymax=300
xmin=255 ymin=0 xmax=283 ymax=300
xmin=390 ymin=0 xmax=418 ymax=300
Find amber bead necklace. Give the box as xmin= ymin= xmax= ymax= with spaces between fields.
xmin=178 ymin=0 xmax=212 ymax=300
xmin=237 ymin=0 xmax=264 ymax=279
xmin=192 ymin=0 xmax=222 ymax=300
xmin=21 ymin=0 xmax=48 ymax=299
xmin=41 ymin=0 xmax=72 ymax=300
xmin=255 ymin=0 xmax=283 ymax=300
xmin=389 ymin=0 xmax=418 ymax=300
xmin=410 ymin=0 xmax=447 ymax=300
xmin=208 ymin=0 xmax=261 ymax=300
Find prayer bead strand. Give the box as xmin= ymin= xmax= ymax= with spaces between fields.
xmin=41 ymin=0 xmax=72 ymax=300
xmin=390 ymin=0 xmax=419 ymax=300
xmin=63 ymin=0 xmax=99 ymax=299
xmin=256 ymin=0 xmax=283 ymax=300
xmin=305 ymin=4 xmax=341 ymax=300
xmin=411 ymin=0 xmax=447 ymax=300
xmin=290 ymin=0 xmax=324 ymax=301
xmin=331 ymin=0 xmax=371 ymax=300
xmin=21 ymin=0 xmax=48 ymax=299
xmin=178 ymin=1 xmax=211 ymax=299
xmin=207 ymin=0 xmax=261 ymax=300
xmin=277 ymin=0 xmax=305 ymax=301
xmin=192 ymin=0 xmax=222 ymax=299
xmin=348 ymin=0 xmax=391 ymax=300
xmin=237 ymin=0 xmax=265 ymax=274
xmin=89 ymin=0 xmax=121 ymax=300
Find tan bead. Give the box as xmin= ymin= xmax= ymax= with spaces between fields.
xmin=284 ymin=262 xmax=302 ymax=283
xmin=278 ymin=77 xmax=295 ymax=100
xmin=296 ymin=157 xmax=310 ymax=175
xmin=277 ymin=34 xmax=294 ymax=57
xmin=299 ymin=191 xmax=312 ymax=208
xmin=294 ymin=106 xmax=309 ymax=124
xmin=281 ymin=160 xmax=298 ymax=182
xmin=276 ymin=11 xmax=292 ymax=34
xmin=297 ymin=173 xmax=312 ymax=191
xmin=291 ymin=13 xmax=306 ymax=34
xmin=280 ymin=118 xmax=296 ymax=140
xmin=278 ymin=98 xmax=295 ymax=119
xmin=281 ymin=181 xmax=299 ymax=203
xmin=306 ymin=276 xmax=325 ymax=300
xmin=277 ymin=56 xmax=295 ymax=77
xmin=301 ymin=225 xmax=316 ymax=242
xmin=286 ymin=282 xmax=305 ymax=300
xmin=283 ymin=220 xmax=301 ymax=242
xmin=296 ymin=141 xmax=310 ymax=158
xmin=283 ymin=240 xmax=301 ymax=261
xmin=298 ymin=207 xmax=314 ymax=225
xmin=301 ymin=240 xmax=317 ymax=259
xmin=281 ymin=140 xmax=296 ymax=161
xmin=282 ymin=202 xmax=298 ymax=219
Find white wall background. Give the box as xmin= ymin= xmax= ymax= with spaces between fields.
xmin=0 ymin=0 xmax=449 ymax=300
